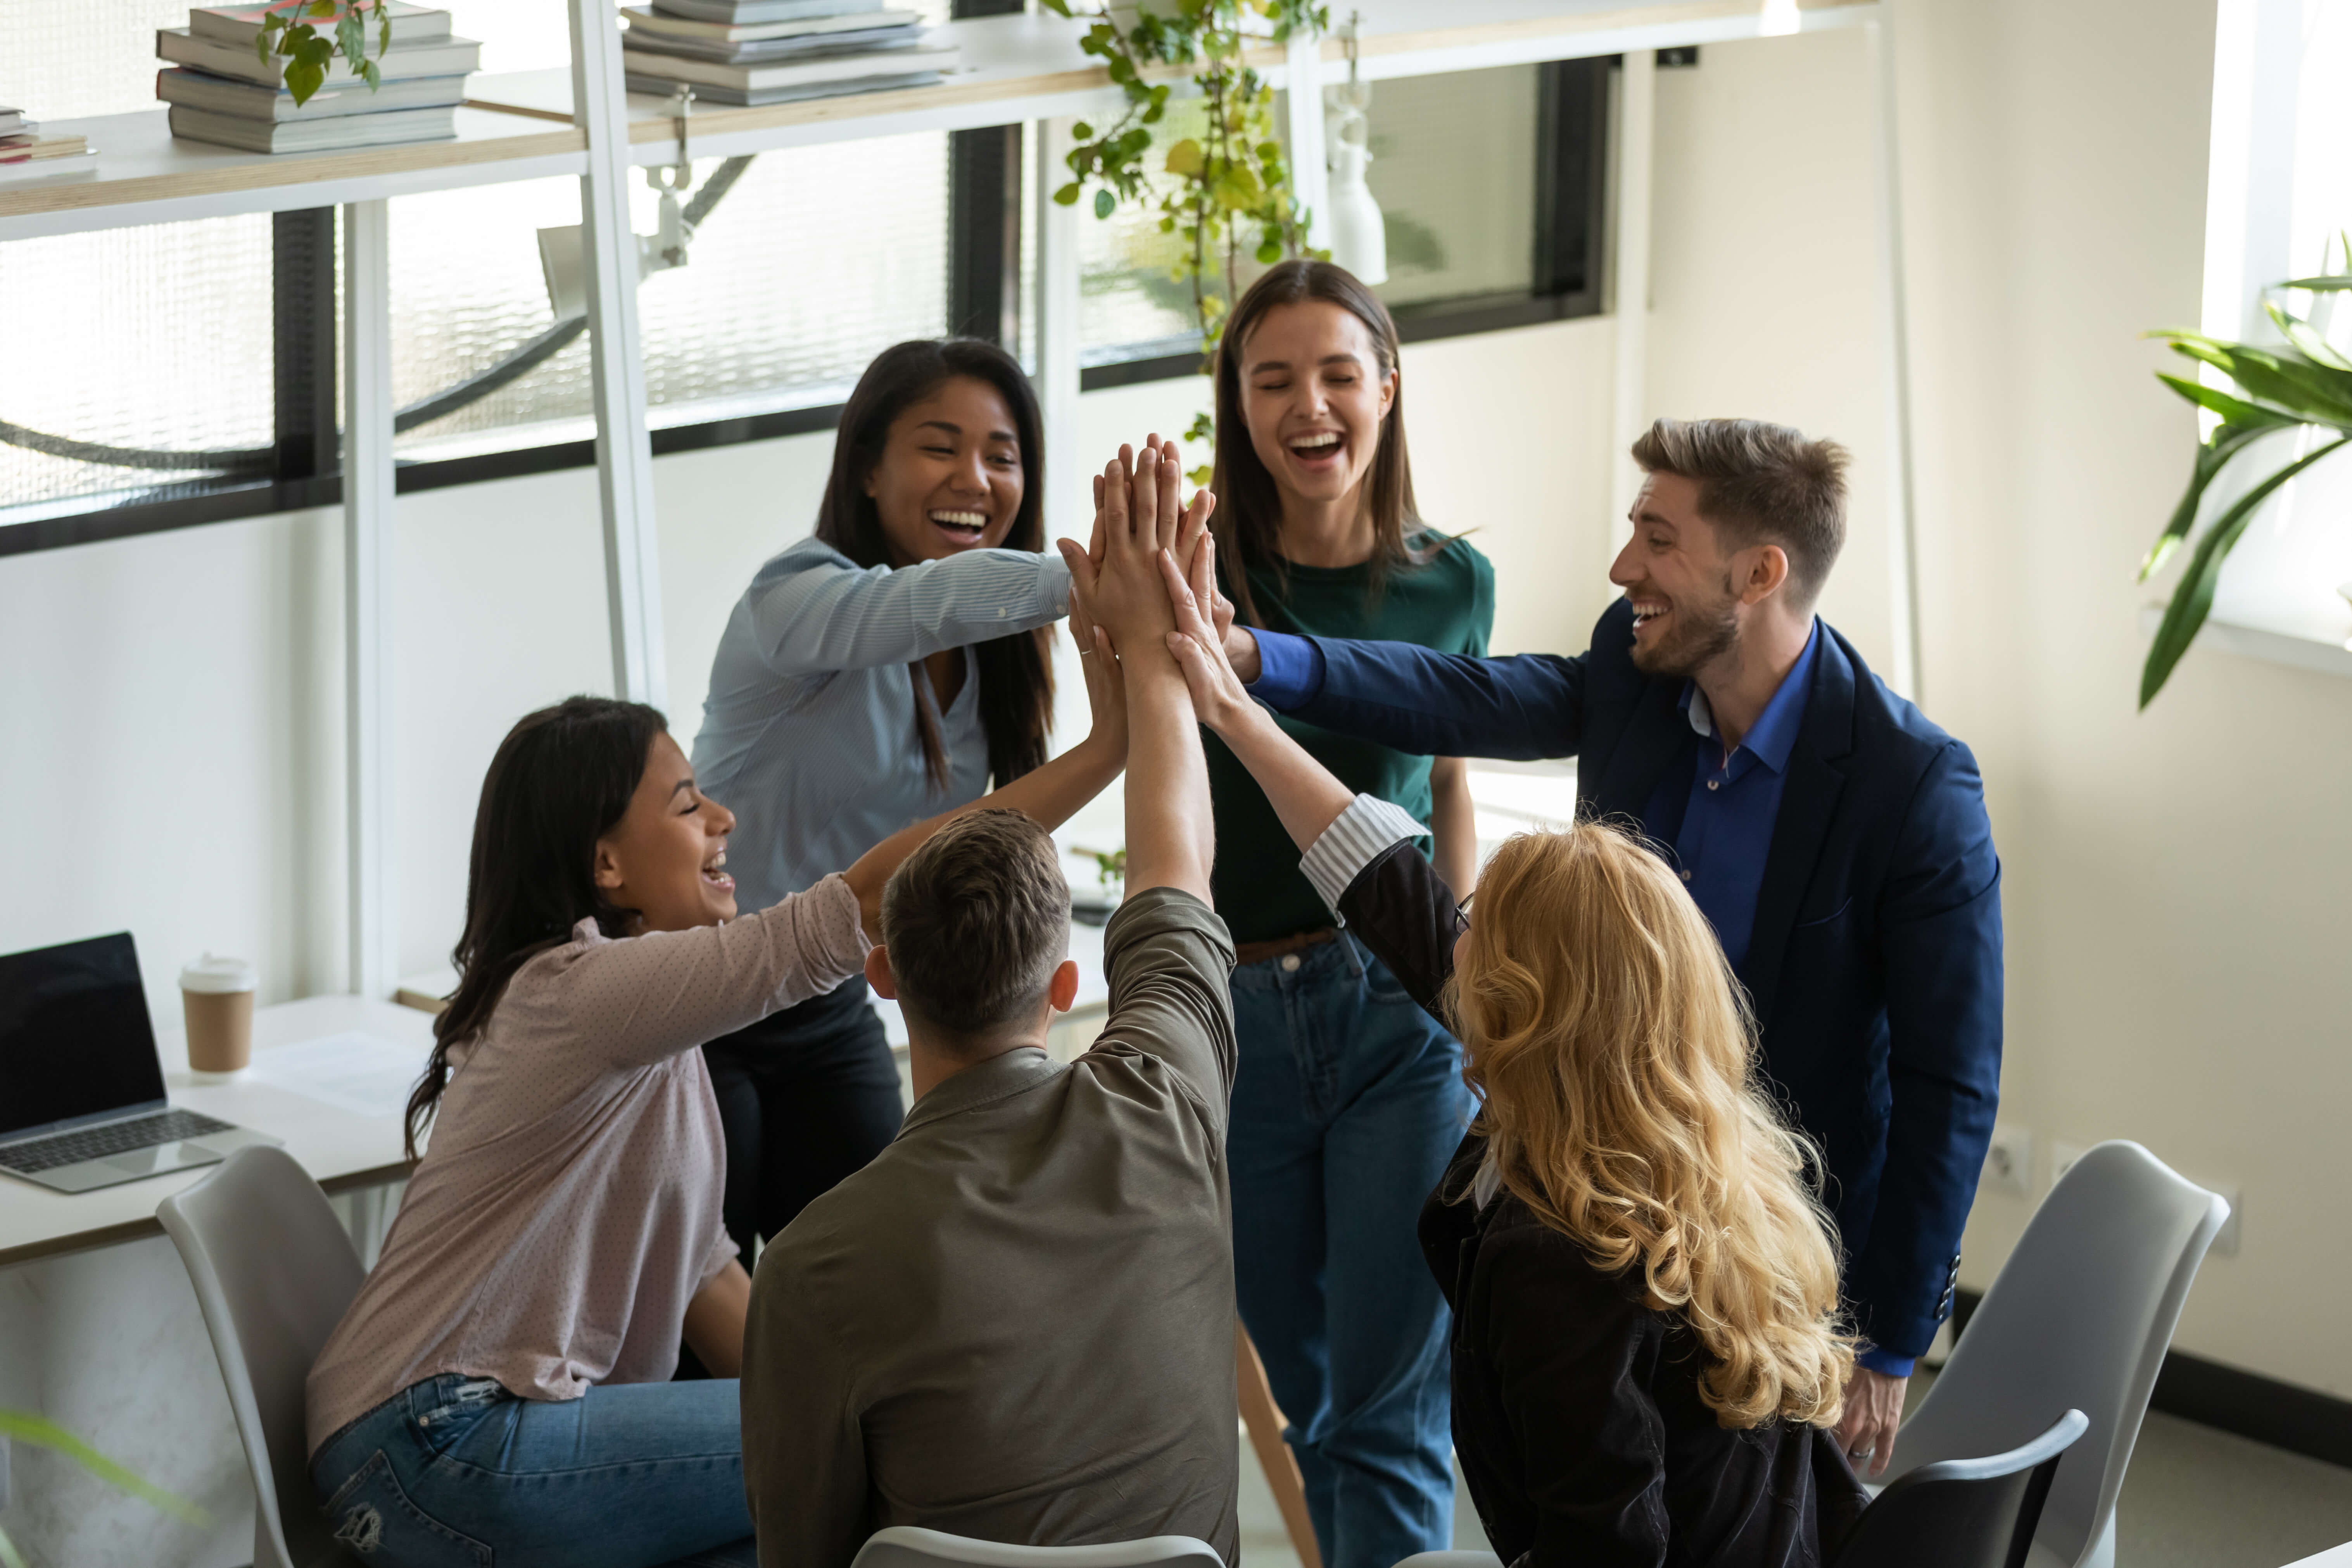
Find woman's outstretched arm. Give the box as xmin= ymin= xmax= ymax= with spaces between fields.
xmin=1159 ymin=538 xmax=1465 ymax=1016
xmin=839 ymin=571 xmax=1128 ymax=938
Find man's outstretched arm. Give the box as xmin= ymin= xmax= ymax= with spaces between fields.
xmin=1229 ymin=622 xmax=1592 ymax=762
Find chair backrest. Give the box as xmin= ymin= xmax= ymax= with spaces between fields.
xmin=1887 ymin=1141 xmax=2228 ymax=1568
xmin=157 ymin=1145 xmax=366 ymax=1568
xmin=1833 ymin=1409 xmax=2088 ymax=1568
xmin=850 ymin=1527 xmax=1224 ymax=1568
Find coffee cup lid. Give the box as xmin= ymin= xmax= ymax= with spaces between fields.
xmin=180 ymin=953 xmax=257 ymax=994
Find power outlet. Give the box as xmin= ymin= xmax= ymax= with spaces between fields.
xmin=2050 ymin=1139 xmax=2091 ymax=1192
xmin=1982 ymin=1124 xmax=2033 ymax=1198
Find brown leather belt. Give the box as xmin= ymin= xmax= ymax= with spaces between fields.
xmin=1233 ymin=927 xmax=1340 ymax=968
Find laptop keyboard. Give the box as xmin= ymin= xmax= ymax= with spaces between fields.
xmin=0 ymin=1108 xmax=237 ymax=1174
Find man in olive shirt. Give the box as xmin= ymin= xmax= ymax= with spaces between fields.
xmin=741 ymin=441 xmax=1235 ymax=1567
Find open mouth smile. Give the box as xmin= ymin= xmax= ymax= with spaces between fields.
xmin=1629 ymin=599 xmax=1671 ymax=634
xmin=701 ymin=848 xmax=734 ymax=892
xmin=929 ymin=508 xmax=989 ymax=546
xmin=1285 ymin=430 xmax=1345 ymax=470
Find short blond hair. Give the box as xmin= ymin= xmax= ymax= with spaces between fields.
xmin=1452 ymin=822 xmax=1856 ymax=1429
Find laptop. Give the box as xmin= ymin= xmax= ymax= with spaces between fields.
xmin=0 ymin=932 xmax=280 ymax=1194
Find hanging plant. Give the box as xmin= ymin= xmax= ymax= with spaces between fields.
xmin=2137 ymin=238 xmax=2352 ymax=708
xmin=1041 ymin=0 xmax=1330 ymax=479
xmin=252 ymin=0 xmax=399 ymax=105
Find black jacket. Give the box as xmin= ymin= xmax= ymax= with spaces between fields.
xmin=1336 ymin=837 xmax=1868 ymax=1568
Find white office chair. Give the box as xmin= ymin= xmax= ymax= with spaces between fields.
xmin=1885 ymin=1140 xmax=2229 ymax=1568
xmin=157 ymin=1144 xmax=368 ymax=1568
xmin=851 ymin=1527 xmax=1224 ymax=1568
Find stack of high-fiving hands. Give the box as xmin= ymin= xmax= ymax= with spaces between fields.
xmin=1052 ymin=434 xmax=1264 ymax=740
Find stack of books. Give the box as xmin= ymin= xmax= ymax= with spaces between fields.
xmin=620 ymin=0 xmax=955 ymax=107
xmin=156 ymin=2 xmax=481 ymax=154
xmin=0 ymin=107 xmax=98 ymax=186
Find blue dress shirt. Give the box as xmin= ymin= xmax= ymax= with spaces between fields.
xmin=1643 ymin=621 xmax=1818 ymax=975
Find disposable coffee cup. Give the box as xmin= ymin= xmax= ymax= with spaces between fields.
xmin=181 ymin=954 xmax=257 ymax=1074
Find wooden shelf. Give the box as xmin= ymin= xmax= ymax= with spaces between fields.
xmin=0 ymin=92 xmax=585 ymax=242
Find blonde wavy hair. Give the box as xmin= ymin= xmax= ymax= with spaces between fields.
xmin=1452 ymin=821 xmax=1856 ymax=1430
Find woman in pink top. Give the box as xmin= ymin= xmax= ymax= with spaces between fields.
xmin=304 ymin=610 xmax=1129 ymax=1568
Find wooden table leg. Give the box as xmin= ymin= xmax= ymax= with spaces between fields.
xmin=1237 ymin=1319 xmax=1322 ymax=1568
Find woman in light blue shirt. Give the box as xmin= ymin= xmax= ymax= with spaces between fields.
xmin=689 ymin=339 xmax=1069 ymax=1279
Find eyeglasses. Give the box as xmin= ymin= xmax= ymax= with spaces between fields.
xmin=1451 ymin=892 xmax=1475 ymax=936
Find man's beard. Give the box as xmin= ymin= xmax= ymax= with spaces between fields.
xmin=1628 ymin=589 xmax=1739 ymax=679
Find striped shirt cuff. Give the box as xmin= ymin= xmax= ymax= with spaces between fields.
xmin=1300 ymin=794 xmax=1430 ymax=920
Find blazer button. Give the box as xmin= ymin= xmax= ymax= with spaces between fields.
xmin=1707 ymin=779 xmax=1720 ymax=791
xmin=1680 ymin=870 xmax=1692 ymax=882
xmin=1280 ymin=954 xmax=1302 ymax=972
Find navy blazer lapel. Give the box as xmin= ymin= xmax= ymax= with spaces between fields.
xmin=1738 ymin=631 xmax=1858 ymax=1033
xmin=1589 ymin=679 xmax=1690 ymax=821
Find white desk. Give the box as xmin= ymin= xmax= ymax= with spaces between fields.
xmin=0 ymin=995 xmax=434 ymax=1269
xmin=2285 ymin=1547 xmax=2352 ymax=1568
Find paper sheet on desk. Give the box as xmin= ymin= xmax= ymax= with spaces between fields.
xmin=245 ymin=1031 xmax=425 ymax=1118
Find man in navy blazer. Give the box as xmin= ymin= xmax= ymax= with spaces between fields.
xmin=1219 ymin=418 xmax=2002 ymax=1474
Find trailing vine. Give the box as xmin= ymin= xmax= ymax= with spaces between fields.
xmin=1041 ymin=0 xmax=1329 ymax=473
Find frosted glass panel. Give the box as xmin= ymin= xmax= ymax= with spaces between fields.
xmin=392 ymin=134 xmax=953 ymax=459
xmin=0 ymin=217 xmax=276 ymax=513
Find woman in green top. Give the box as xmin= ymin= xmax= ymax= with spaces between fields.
xmin=1205 ymin=260 xmax=1490 ymax=1568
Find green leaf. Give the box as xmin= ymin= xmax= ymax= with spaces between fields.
xmin=2140 ymin=434 xmax=2351 ymax=707
xmin=1255 ymin=238 xmax=1281 ymax=264
xmin=2138 ymin=416 xmax=2279 ymax=580
xmin=359 ymin=57 xmax=381 ymax=87
xmin=0 ymin=1520 xmax=27 ymax=1568
xmin=1094 ymin=188 xmax=1116 ymax=219
xmin=337 ymin=9 xmax=365 ymax=66
xmin=2152 ymin=371 xmax=2296 ymax=429
xmin=2278 ymin=275 xmax=2352 ymax=291
xmin=2266 ymin=298 xmax=2352 ymax=371
xmin=1053 ymin=182 xmax=1083 ymax=206
xmin=0 ymin=1412 xmax=211 ymax=1528
xmin=1163 ymin=137 xmax=1205 ymax=176
xmin=1072 ymin=120 xmax=1093 ymax=140
xmin=1040 ymin=0 xmax=1072 ymax=14
xmin=2159 ymin=334 xmax=2352 ymax=426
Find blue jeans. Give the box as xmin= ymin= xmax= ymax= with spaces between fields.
xmin=309 ymin=1374 xmax=756 ymax=1568
xmin=1230 ymin=934 xmax=1472 ymax=1568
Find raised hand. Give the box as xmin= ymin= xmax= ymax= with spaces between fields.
xmin=1159 ymin=530 xmax=1255 ymax=736
xmin=1063 ymin=443 xmax=1209 ymax=654
xmin=1067 ymin=557 xmax=1126 ymax=756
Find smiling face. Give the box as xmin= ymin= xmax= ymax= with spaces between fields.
xmin=863 ymin=375 xmax=1026 ymax=566
xmin=1609 ymin=471 xmax=1750 ymax=680
xmin=592 ymin=730 xmax=740 ymax=934
xmin=1237 ymin=300 xmax=1398 ymax=518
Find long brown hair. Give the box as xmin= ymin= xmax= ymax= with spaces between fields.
xmin=1452 ymin=822 xmax=1856 ymax=1430
xmin=1210 ymin=259 xmax=1430 ymax=627
xmin=408 ymin=697 xmax=666 ymax=1160
xmin=815 ymin=338 xmax=1055 ymax=792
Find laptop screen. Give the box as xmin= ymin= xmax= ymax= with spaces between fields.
xmin=0 ymin=933 xmax=166 ymax=1139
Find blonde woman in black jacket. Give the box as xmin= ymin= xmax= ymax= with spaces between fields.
xmin=1155 ymin=541 xmax=1868 ymax=1568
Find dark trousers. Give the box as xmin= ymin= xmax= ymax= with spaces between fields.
xmin=703 ymin=975 xmax=903 ymax=1269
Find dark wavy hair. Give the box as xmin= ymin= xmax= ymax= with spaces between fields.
xmin=404 ymin=696 xmax=666 ymax=1160
xmin=815 ymin=338 xmax=1055 ymax=793
xmin=1210 ymin=259 xmax=1435 ymax=627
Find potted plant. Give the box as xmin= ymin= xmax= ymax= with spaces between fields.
xmin=251 ymin=0 xmax=401 ymax=104
xmin=1041 ymin=0 xmax=1329 ymax=477
xmin=2138 ymin=241 xmax=2352 ymax=706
